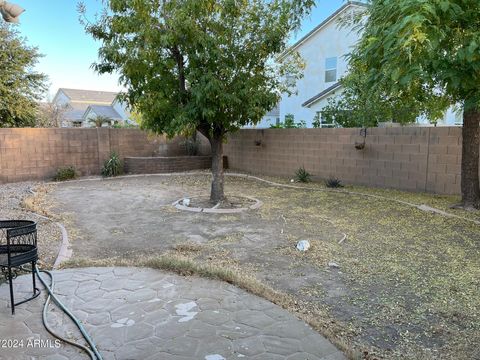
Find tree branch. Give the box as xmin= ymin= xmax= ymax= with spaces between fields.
xmin=169 ymin=45 xmax=186 ymax=100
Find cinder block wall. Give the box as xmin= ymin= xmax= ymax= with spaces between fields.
xmin=0 ymin=127 xmax=470 ymax=195
xmin=0 ymin=128 xmax=210 ymax=183
xmin=224 ymin=127 xmax=468 ymax=195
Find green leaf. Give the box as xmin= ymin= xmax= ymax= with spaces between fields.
xmin=439 ymin=0 xmax=450 ymax=12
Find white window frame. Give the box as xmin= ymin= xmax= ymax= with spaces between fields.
xmin=325 ymin=57 xmax=338 ymax=83
xmin=317 ymin=111 xmax=338 ymax=128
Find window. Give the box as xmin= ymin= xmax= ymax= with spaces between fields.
xmin=317 ymin=111 xmax=339 ymax=128
xmin=72 ymin=121 xmax=82 ymax=128
xmin=325 ymin=57 xmax=337 ymax=83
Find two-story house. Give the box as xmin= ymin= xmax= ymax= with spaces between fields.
xmin=278 ymin=1 xmax=365 ymax=128
xmin=51 ymin=88 xmax=132 ymax=128
xmin=256 ymin=1 xmax=462 ymax=128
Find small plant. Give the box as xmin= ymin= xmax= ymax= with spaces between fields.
xmin=325 ymin=176 xmax=344 ymax=188
xmin=269 ymin=114 xmax=307 ymax=129
xmin=283 ymin=114 xmax=296 ymax=128
xmin=53 ymin=166 xmax=77 ymax=181
xmin=101 ymin=152 xmax=123 ymax=177
xmin=112 ymin=121 xmax=137 ymax=129
xmin=295 ymin=167 xmax=311 ymax=183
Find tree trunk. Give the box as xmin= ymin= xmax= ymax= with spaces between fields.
xmin=460 ymin=107 xmax=480 ymax=209
xmin=210 ymin=132 xmax=225 ymax=204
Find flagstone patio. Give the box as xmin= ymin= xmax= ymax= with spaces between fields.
xmin=0 ymin=267 xmax=345 ymax=360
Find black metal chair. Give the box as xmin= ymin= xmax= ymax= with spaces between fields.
xmin=0 ymin=220 xmax=40 ymax=314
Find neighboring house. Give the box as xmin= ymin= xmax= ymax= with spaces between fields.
xmin=273 ymin=1 xmax=461 ymax=128
xmin=51 ymin=88 xmax=132 ymax=127
xmin=246 ymin=105 xmax=280 ymax=129
xmin=83 ymin=105 xmax=124 ymax=125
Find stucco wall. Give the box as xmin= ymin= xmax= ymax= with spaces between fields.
xmin=224 ymin=127 xmax=471 ymax=195
xmin=279 ymin=6 xmax=362 ymax=127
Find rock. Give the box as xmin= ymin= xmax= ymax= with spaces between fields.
xmin=328 ymin=261 xmax=340 ymax=269
xmin=296 ymin=240 xmax=310 ymax=251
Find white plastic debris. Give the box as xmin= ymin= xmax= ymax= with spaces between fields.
xmin=290 ymin=179 xmax=295 ymax=183
xmin=328 ymin=261 xmax=340 ymax=269
xmin=205 ymin=355 xmax=226 ymax=360
xmin=296 ymin=240 xmax=310 ymax=251
xmin=182 ymin=198 xmax=191 ymax=206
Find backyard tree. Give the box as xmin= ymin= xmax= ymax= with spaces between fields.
xmin=80 ymin=0 xmax=313 ymax=203
xmin=319 ymin=62 xmax=449 ymax=128
xmin=0 ymin=24 xmax=47 ymax=127
xmin=36 ymin=100 xmax=68 ymax=128
xmin=347 ymin=0 xmax=480 ymax=209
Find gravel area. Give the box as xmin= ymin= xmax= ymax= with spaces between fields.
xmin=0 ymin=182 xmax=61 ymax=272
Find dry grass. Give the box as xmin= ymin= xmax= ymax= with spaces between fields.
xmin=50 ymin=173 xmax=479 ymax=360
xmin=173 ymin=242 xmax=204 ymax=253
xmin=239 ymin=178 xmax=480 ymax=360
xmin=184 ymin=175 xmax=480 ymax=359
xmin=22 ymin=184 xmax=60 ymax=219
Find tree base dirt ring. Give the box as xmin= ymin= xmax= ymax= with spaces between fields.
xmin=172 ymin=195 xmax=262 ymax=214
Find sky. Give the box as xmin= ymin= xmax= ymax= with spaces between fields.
xmin=13 ymin=0 xmax=349 ymax=99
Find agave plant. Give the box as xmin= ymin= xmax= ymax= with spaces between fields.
xmin=325 ymin=176 xmax=343 ymax=188
xmin=101 ymin=152 xmax=123 ymax=177
xmin=295 ymin=167 xmax=312 ymax=183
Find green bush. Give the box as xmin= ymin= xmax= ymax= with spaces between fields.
xmin=53 ymin=166 xmax=77 ymax=181
xmin=112 ymin=122 xmax=137 ymax=129
xmin=295 ymin=167 xmax=311 ymax=183
xmin=269 ymin=114 xmax=307 ymax=129
xmin=101 ymin=152 xmax=123 ymax=177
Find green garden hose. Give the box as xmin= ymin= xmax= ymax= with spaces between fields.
xmin=34 ymin=266 xmax=103 ymax=360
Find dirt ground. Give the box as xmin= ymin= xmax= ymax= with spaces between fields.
xmin=0 ymin=182 xmax=61 ymax=272
xmin=48 ymin=174 xmax=480 ymax=360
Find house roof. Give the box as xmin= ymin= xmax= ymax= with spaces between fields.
xmin=84 ymin=105 xmax=122 ymax=120
xmin=59 ymin=88 xmax=119 ymax=104
xmin=302 ymin=82 xmax=342 ymax=108
xmin=279 ymin=1 xmax=367 ymax=61
xmin=64 ymin=102 xmax=91 ymax=121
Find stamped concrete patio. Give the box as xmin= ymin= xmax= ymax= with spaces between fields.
xmin=0 ymin=267 xmax=345 ymax=360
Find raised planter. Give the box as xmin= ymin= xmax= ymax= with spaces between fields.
xmin=124 ymin=156 xmax=212 ymax=174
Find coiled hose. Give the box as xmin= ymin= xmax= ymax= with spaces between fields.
xmin=34 ymin=266 xmax=103 ymax=360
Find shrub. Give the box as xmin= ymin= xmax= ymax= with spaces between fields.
xmin=112 ymin=121 xmax=137 ymax=129
xmin=53 ymin=166 xmax=77 ymax=181
xmin=101 ymin=152 xmax=123 ymax=177
xmin=295 ymin=167 xmax=311 ymax=183
xmin=269 ymin=114 xmax=307 ymax=129
xmin=325 ymin=176 xmax=344 ymax=188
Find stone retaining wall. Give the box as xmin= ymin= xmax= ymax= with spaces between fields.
xmin=124 ymin=156 xmax=212 ymax=174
